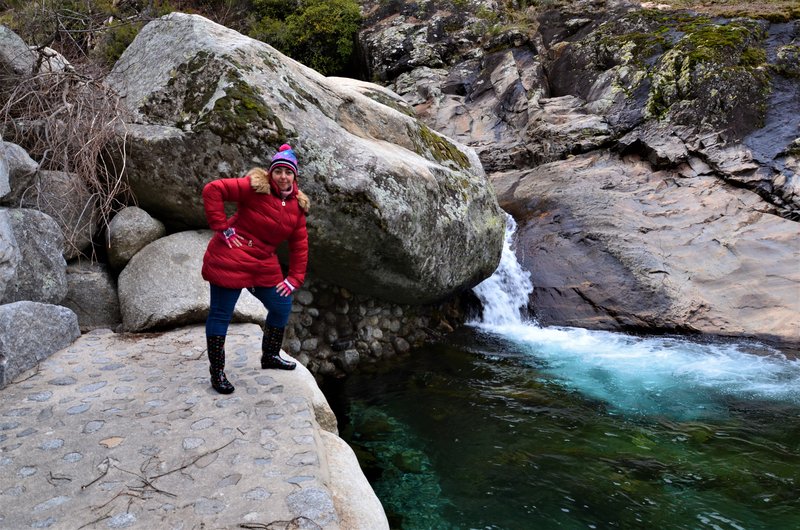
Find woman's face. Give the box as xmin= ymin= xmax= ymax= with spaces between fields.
xmin=271 ymin=166 xmax=295 ymax=192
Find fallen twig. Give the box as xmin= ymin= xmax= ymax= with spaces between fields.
xmin=80 ymin=457 xmax=110 ymax=490
xmin=148 ymin=438 xmax=237 ymax=480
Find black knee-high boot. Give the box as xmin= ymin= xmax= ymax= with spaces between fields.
xmin=261 ymin=325 xmax=296 ymax=370
xmin=207 ymin=335 xmax=235 ymax=393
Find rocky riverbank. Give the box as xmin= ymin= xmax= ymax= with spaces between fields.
xmin=0 ymin=323 xmax=388 ymax=529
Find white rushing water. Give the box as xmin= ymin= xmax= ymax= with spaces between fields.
xmin=470 ymin=214 xmax=800 ymax=417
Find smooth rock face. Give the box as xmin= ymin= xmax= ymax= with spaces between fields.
xmin=0 ymin=208 xmax=67 ymax=305
xmin=107 ymin=206 xmax=166 ymax=271
xmin=0 ymin=141 xmax=39 ymax=206
xmin=105 ymin=13 xmax=504 ymax=305
xmin=117 ymin=230 xmax=267 ymax=332
xmin=493 ymin=152 xmax=800 ymax=347
xmin=63 ymin=261 xmax=121 ymax=331
xmin=0 ymin=209 xmax=20 ymax=301
xmin=321 ymin=430 xmax=391 ymax=529
xmin=0 ymin=301 xmax=79 ymax=388
xmin=0 ymin=24 xmax=34 ymax=77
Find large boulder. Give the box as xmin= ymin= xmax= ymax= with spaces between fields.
xmin=63 ymin=261 xmax=121 ymax=331
xmin=364 ymin=4 xmax=799 ymax=344
xmin=107 ymin=206 xmax=166 ymax=270
xmin=0 ymin=208 xmax=20 ymax=301
xmin=0 ymin=25 xmax=34 ymax=78
xmin=493 ymin=152 xmax=800 ymax=349
xmin=321 ymin=430 xmax=390 ymax=529
xmin=391 ymin=47 xmax=549 ymax=173
xmin=0 ymin=208 xmax=67 ymax=304
xmin=105 ymin=13 xmax=504 ymax=305
xmin=117 ymin=230 xmax=268 ymax=332
xmin=0 ymin=301 xmax=79 ymax=389
xmin=0 ymin=140 xmax=39 ymax=205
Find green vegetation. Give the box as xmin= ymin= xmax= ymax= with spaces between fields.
xmin=0 ymin=0 xmax=361 ymax=76
xmin=249 ymin=0 xmax=362 ymax=76
xmin=644 ymin=19 xmax=770 ymax=132
xmin=0 ymin=0 xmax=174 ymax=67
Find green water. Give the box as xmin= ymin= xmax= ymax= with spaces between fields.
xmin=322 ymin=328 xmax=800 ymax=530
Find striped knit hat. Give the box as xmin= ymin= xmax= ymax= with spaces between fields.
xmin=269 ymin=144 xmax=298 ymax=177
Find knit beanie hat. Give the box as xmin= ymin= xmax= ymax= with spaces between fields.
xmin=269 ymin=144 xmax=298 ymax=177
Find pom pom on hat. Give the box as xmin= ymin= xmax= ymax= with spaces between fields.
xmin=269 ymin=144 xmax=298 ymax=176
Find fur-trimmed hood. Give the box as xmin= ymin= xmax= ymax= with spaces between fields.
xmin=247 ymin=167 xmax=310 ymax=213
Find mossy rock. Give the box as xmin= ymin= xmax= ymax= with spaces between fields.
xmin=140 ymin=52 xmax=287 ymax=145
xmin=645 ymin=19 xmax=770 ymax=137
xmin=410 ymin=123 xmax=470 ymax=170
xmin=775 ymin=44 xmax=800 ymax=77
xmin=200 ymin=72 xmax=287 ymax=144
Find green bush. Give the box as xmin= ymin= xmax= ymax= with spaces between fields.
xmin=250 ymin=0 xmax=361 ymax=76
xmin=0 ymin=0 xmax=175 ymax=68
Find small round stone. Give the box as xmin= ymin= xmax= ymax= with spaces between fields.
xmin=100 ymin=363 xmax=126 ymax=371
xmin=17 ymin=466 xmax=37 ymax=477
xmin=182 ymin=437 xmax=205 ymax=450
xmin=107 ymin=512 xmax=136 ymax=528
xmin=190 ymin=418 xmax=214 ymax=431
xmin=83 ymin=421 xmax=105 ymax=434
xmin=39 ymin=439 xmax=65 ymax=451
xmin=63 ymin=453 xmax=83 ymax=463
xmin=33 ymin=495 xmax=70 ymax=512
xmin=67 ymin=404 xmax=91 ymax=415
xmin=78 ymin=382 xmax=107 ymax=393
xmin=48 ymin=377 xmax=77 ymax=386
xmin=27 ymin=391 xmax=53 ymax=402
xmin=244 ymin=487 xmax=270 ymax=501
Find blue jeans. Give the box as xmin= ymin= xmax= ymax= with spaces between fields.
xmin=206 ymin=284 xmax=293 ymax=337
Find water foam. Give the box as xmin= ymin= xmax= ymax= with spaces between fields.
xmin=471 ymin=214 xmax=800 ymax=416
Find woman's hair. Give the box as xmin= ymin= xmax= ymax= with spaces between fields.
xmin=246 ymin=167 xmax=310 ymax=213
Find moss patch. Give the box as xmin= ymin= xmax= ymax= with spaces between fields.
xmin=645 ymin=19 xmax=770 ymax=134
xmin=141 ymin=51 xmax=219 ymax=125
xmin=199 ymin=72 xmax=287 ymax=144
xmin=411 ymin=124 xmax=470 ymax=170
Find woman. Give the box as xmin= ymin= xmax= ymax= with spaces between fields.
xmin=201 ymin=144 xmax=309 ymax=394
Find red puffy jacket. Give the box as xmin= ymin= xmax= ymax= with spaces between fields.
xmin=201 ymin=173 xmax=308 ymax=290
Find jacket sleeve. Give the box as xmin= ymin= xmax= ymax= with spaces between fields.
xmin=286 ymin=213 xmax=309 ymax=288
xmin=202 ymin=178 xmax=248 ymax=231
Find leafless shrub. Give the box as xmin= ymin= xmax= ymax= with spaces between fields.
xmin=0 ymin=60 xmax=132 ymax=260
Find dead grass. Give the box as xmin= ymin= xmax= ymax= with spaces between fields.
xmin=644 ymin=1 xmax=800 ymax=21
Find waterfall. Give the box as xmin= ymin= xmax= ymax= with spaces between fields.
xmin=471 ymin=213 xmax=533 ymax=326
xmin=469 ymin=213 xmax=800 ymax=414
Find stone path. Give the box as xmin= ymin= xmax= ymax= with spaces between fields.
xmin=0 ymin=323 xmax=357 ymax=529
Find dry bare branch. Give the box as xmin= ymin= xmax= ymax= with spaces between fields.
xmin=0 ymin=62 xmax=133 ymax=260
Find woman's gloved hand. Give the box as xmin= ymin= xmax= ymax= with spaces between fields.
xmin=221 ymin=227 xmax=245 ymax=248
xmin=276 ymin=279 xmax=295 ymax=297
